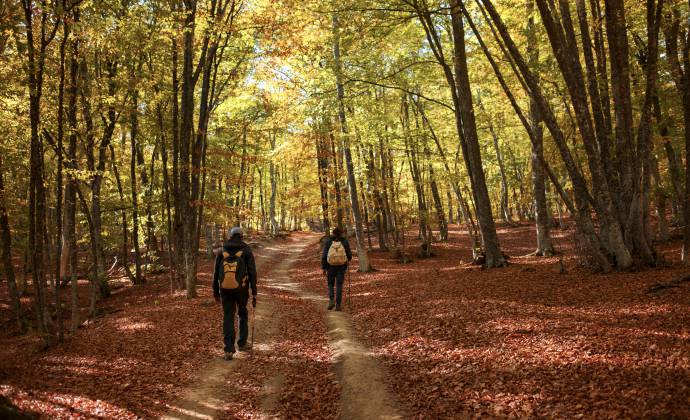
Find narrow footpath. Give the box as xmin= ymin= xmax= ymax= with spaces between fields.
xmin=164 ymin=234 xmax=402 ymax=419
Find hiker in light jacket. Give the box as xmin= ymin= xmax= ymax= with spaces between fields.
xmin=213 ymin=227 xmax=257 ymax=360
xmin=321 ymin=227 xmax=352 ymax=311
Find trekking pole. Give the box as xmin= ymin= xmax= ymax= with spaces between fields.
xmin=250 ymin=300 xmax=256 ymax=358
xmin=347 ymin=269 xmax=352 ymax=309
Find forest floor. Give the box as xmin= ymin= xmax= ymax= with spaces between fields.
xmin=1 ymin=223 xmax=690 ymax=418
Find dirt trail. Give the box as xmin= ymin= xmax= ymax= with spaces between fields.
xmin=269 ymin=234 xmax=403 ymax=420
xmin=165 ymin=234 xmax=401 ymax=419
xmin=163 ymin=240 xmax=295 ymax=420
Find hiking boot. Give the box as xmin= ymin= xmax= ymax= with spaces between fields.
xmin=224 ymin=352 xmax=234 ymax=361
xmin=335 ymin=304 xmax=341 ymax=312
xmin=327 ymin=301 xmax=335 ymax=310
xmin=238 ymin=343 xmax=252 ymax=352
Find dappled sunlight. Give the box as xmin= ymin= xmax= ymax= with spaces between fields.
xmin=115 ymin=318 xmax=156 ymax=332
xmin=0 ymin=385 xmax=137 ymax=419
xmin=290 ymin=226 xmax=690 ymax=417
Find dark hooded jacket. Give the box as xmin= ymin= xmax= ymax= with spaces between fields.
xmin=213 ymin=238 xmax=257 ymax=298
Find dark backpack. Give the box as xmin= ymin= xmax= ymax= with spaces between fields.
xmin=219 ymin=250 xmax=248 ymax=291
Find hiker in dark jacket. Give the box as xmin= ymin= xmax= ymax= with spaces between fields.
xmin=213 ymin=227 xmax=257 ymax=360
xmin=321 ymin=227 xmax=352 ymax=311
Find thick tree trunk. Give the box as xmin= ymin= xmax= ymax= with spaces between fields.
xmin=449 ymin=1 xmax=505 ymax=267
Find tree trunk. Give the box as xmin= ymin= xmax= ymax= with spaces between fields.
xmin=65 ymin=13 xmax=80 ymax=332
xmin=179 ymin=0 xmax=196 ymax=298
xmin=269 ymin=132 xmax=278 ymax=235
xmin=0 ymin=155 xmax=21 ymax=331
xmin=22 ymin=0 xmax=52 ymax=341
xmin=665 ymin=3 xmax=690 ymax=260
xmin=130 ymin=83 xmax=144 ymax=285
xmin=368 ymin=147 xmax=388 ymax=250
xmin=449 ymin=1 xmax=505 ymax=267
xmin=526 ymin=0 xmax=554 ymax=256
xmin=332 ymin=13 xmax=372 ymax=272
xmin=109 ymin=145 xmax=135 ymax=283
xmin=402 ymin=96 xmax=431 ymax=251
xmin=478 ymin=0 xmax=614 ymax=271
xmin=316 ymin=127 xmax=331 ymax=233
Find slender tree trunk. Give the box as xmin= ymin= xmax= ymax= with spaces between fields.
xmin=316 ymin=128 xmax=331 ymax=233
xmin=179 ymin=0 xmax=196 ymax=297
xmin=0 ymin=155 xmax=21 ymax=331
xmin=526 ymin=0 xmax=554 ymax=256
xmin=81 ymin=58 xmax=115 ymax=298
xmin=65 ymin=12 xmax=79 ymax=332
xmin=109 ymin=145 xmax=135 ymax=283
xmin=332 ymin=13 xmax=372 ymax=271
xmin=414 ymin=97 xmax=476 ymax=242
xmin=130 ymin=85 xmax=144 ymax=285
xmin=22 ymin=0 xmax=53 ymax=341
xmin=269 ymin=132 xmax=278 ymax=235
xmin=368 ymin=147 xmax=388 ymax=250
xmin=53 ymin=17 xmax=68 ymax=341
xmin=447 ymin=190 xmax=455 ymax=225
xmin=403 ymin=97 xmax=430 ymax=251
xmin=171 ymin=36 xmax=183 ymax=289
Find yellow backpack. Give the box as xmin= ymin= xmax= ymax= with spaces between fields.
xmin=220 ymin=250 xmax=247 ymax=290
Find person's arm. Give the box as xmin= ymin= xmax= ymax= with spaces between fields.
xmin=321 ymin=238 xmax=331 ymax=269
xmin=344 ymin=239 xmax=353 ymax=261
xmin=245 ymin=247 xmax=258 ymax=296
xmin=212 ymin=253 xmax=222 ymax=299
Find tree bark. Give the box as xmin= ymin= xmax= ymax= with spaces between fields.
xmin=0 ymin=155 xmax=21 ymax=331
xmin=332 ymin=13 xmax=372 ymax=271
xmin=449 ymin=1 xmax=505 ymax=267
xmin=527 ymin=0 xmax=555 ymax=256
xmin=269 ymin=131 xmax=278 ymax=235
xmin=130 ymin=76 xmax=144 ymax=285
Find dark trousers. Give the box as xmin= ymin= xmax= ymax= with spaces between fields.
xmin=327 ymin=266 xmax=347 ymax=306
xmin=221 ymin=291 xmax=249 ymax=353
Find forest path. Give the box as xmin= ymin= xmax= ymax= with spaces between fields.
xmin=163 ymin=234 xmax=401 ymax=419
xmin=162 ymin=238 xmax=301 ymax=420
xmin=267 ymin=234 xmax=403 ymax=420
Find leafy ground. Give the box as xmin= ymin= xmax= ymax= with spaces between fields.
xmin=293 ymin=223 xmax=690 ymax=418
xmin=1 ymin=224 xmax=690 ymax=418
xmin=0 ymin=237 xmax=294 ymax=418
